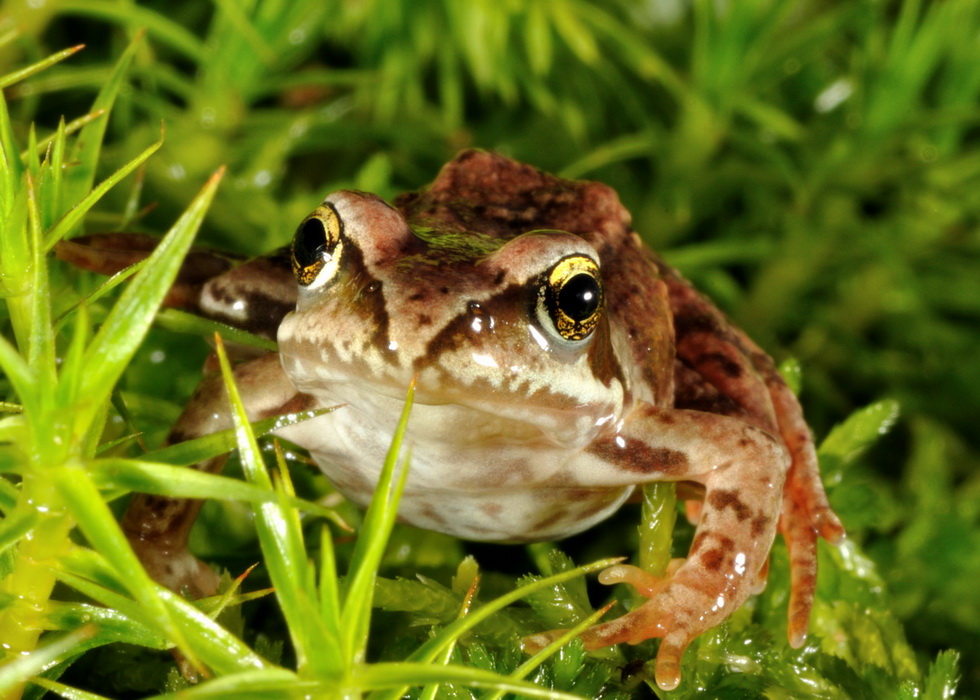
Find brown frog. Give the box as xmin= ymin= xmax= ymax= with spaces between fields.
xmin=58 ymin=150 xmax=844 ymax=690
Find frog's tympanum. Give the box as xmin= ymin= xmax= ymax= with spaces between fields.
xmin=58 ymin=151 xmax=843 ymax=690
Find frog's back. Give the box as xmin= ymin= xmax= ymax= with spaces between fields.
xmin=396 ymin=150 xmax=676 ymax=407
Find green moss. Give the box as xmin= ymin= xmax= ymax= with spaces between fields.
xmin=1 ymin=1 xmax=976 ymax=697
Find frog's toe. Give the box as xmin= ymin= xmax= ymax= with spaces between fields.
xmin=780 ymin=500 xmax=820 ymax=648
xmin=597 ymin=561 xmax=679 ymax=597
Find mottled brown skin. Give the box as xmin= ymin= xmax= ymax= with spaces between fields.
xmin=57 ymin=150 xmax=843 ymax=691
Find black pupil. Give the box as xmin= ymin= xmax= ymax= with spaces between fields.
xmin=294 ymin=217 xmax=327 ymax=267
xmin=558 ymin=273 xmax=600 ymax=321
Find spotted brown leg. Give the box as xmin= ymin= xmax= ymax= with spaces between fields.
xmin=659 ymin=260 xmax=844 ymax=653
xmin=527 ymin=406 xmax=789 ymax=691
xmin=767 ymin=381 xmax=845 ymax=644
xmin=122 ymin=353 xmax=304 ymax=596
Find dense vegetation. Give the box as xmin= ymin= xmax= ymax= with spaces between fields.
xmin=1 ymin=1 xmax=976 ymax=697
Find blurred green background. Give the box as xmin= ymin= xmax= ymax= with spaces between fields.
xmin=1 ymin=0 xmax=978 ymax=696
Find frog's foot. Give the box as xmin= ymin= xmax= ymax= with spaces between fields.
xmin=526 ymin=558 xmax=769 ymax=691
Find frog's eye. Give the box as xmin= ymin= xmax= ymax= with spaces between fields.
xmin=537 ymin=255 xmax=604 ymax=343
xmin=291 ymin=204 xmax=344 ymax=290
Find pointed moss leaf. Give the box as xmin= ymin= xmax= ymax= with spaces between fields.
xmin=77 ymin=167 xmax=223 ymax=405
xmin=24 ymin=677 xmax=112 ymax=700
xmin=353 ymin=662 xmax=583 ymax=699
xmin=340 ymin=381 xmax=414 ymax=664
xmin=148 ymin=668 xmax=304 ymax=697
xmin=923 ymin=650 xmax=960 ymax=700
xmin=212 ymin=337 xmax=342 ymax=679
xmin=0 ymin=44 xmax=84 ymax=89
xmin=21 ymin=110 xmax=103 ymax=163
xmin=57 ymin=560 xmax=265 ymax=675
xmin=0 ymin=86 xmax=24 ymax=192
xmin=819 ymin=400 xmax=900 ymax=472
xmin=155 ymin=308 xmax=278 ymax=352
xmin=0 ymin=508 xmax=38 ymax=559
xmin=0 ymin=335 xmax=35 ymax=414
xmin=451 ymin=556 xmax=480 ymax=596
xmin=141 ymin=408 xmax=331 ymax=466
xmin=90 ymin=458 xmax=340 ymax=522
xmin=46 ymin=601 xmax=167 ymax=650
xmin=63 ymin=32 xmax=144 ymax=207
xmin=51 ymin=466 xmax=191 ymax=651
xmin=0 ymin=626 xmax=95 ymax=697
xmin=373 ymin=576 xmax=455 ymax=620
xmin=26 ymin=173 xmax=56 ymax=390
xmin=44 ymin=134 xmax=163 ymax=252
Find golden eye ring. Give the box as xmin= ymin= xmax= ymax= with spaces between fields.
xmin=291 ymin=203 xmax=344 ymax=288
xmin=539 ymin=255 xmax=604 ymax=342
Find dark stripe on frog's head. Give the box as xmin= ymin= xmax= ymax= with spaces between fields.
xmin=414 ymin=283 xmax=524 ymax=372
xmin=339 ymin=234 xmax=396 ymax=363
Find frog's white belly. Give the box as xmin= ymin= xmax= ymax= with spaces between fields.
xmin=276 ymin=396 xmax=633 ymax=541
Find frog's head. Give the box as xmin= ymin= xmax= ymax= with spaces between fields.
xmin=276 ymin=183 xmax=632 ymax=444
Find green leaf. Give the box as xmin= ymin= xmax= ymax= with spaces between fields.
xmin=139 ymin=407 xmax=333 ymax=466
xmin=155 ymin=308 xmax=278 ymax=352
xmin=340 ymin=380 xmax=414 ymax=664
xmin=819 ymin=400 xmax=901 ymax=464
xmin=922 ymin=650 xmax=961 ymax=700
xmin=77 ymin=167 xmax=223 ymax=408
xmin=0 ymin=44 xmax=85 ymax=89
xmin=0 ymin=627 xmax=96 ymax=697
xmin=356 ymin=662 xmax=584 ymax=699
xmin=51 ymin=467 xmax=190 ymax=653
xmin=56 ymin=545 xmax=270 ymax=676
xmin=213 ymin=336 xmax=342 ymax=679
xmin=63 ymin=31 xmax=144 ymax=209
xmin=44 ymin=133 xmax=163 ymax=252
xmin=89 ymin=458 xmax=342 ymax=522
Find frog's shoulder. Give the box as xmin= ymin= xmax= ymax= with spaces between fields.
xmin=652 ymin=255 xmax=782 ymax=434
xmin=56 ymin=234 xmax=294 ymax=341
xmin=394 ymin=150 xmax=632 ymax=246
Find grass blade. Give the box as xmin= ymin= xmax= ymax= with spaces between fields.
xmin=90 ymin=457 xmax=343 ymax=523
xmin=340 ymin=380 xmax=414 ymax=664
xmin=63 ymin=31 xmax=144 ymax=208
xmin=0 ymin=44 xmax=85 ymax=89
xmin=0 ymin=626 xmax=96 ymax=697
xmin=44 ymin=133 xmax=163 ymax=252
xmin=77 ymin=166 xmax=224 ymax=407
xmin=213 ymin=335 xmax=342 ymax=679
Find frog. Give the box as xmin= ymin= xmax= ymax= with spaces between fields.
xmin=57 ymin=150 xmax=844 ymax=691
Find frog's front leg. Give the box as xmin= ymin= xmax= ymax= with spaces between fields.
xmin=123 ymin=352 xmax=307 ymax=597
xmin=572 ymin=407 xmax=786 ymax=690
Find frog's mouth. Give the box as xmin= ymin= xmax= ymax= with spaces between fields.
xmin=317 ymin=373 xmax=609 ymax=452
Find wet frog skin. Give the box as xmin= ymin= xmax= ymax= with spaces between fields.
xmin=58 ymin=150 xmax=844 ymax=690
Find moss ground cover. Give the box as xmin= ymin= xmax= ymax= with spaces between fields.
xmin=1 ymin=1 xmax=976 ymax=697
